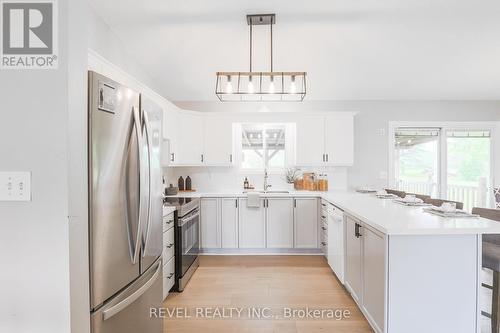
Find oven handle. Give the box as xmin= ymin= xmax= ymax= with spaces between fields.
xmin=178 ymin=210 xmax=200 ymax=227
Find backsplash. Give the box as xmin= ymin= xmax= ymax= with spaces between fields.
xmin=162 ymin=166 xmax=348 ymax=192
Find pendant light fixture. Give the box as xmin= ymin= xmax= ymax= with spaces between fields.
xmin=216 ymin=14 xmax=307 ymax=102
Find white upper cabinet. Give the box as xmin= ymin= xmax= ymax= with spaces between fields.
xmin=266 ymin=198 xmax=294 ymax=248
xmin=296 ymin=114 xmax=354 ymax=166
xmin=175 ymin=111 xmax=204 ymax=165
xmin=204 ymin=116 xmax=234 ymax=166
xmin=296 ymin=116 xmax=325 ymax=166
xmin=325 ymin=114 xmax=354 ymax=166
xmin=162 ymin=106 xmax=179 ymax=165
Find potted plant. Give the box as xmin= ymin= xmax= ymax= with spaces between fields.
xmin=283 ymin=168 xmax=301 ymax=191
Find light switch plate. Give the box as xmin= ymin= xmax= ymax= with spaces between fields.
xmin=0 ymin=172 xmax=31 ymax=201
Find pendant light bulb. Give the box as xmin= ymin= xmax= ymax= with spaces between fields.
xmin=248 ymin=76 xmax=254 ymax=94
xmin=225 ymin=75 xmax=233 ymax=93
xmin=269 ymin=76 xmax=275 ymax=94
xmin=290 ymin=75 xmax=297 ymax=94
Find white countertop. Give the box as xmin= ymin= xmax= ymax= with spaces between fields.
xmin=164 ymin=190 xmax=500 ymax=235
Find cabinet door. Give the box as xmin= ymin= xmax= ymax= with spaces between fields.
xmin=204 ymin=117 xmax=234 ymax=166
xmin=362 ymin=226 xmax=386 ymax=332
xmin=221 ymin=198 xmax=239 ymax=248
xmin=324 ymin=114 xmax=354 ymax=166
xmin=238 ymin=199 xmax=266 ymax=248
xmin=293 ymin=198 xmax=318 ymax=248
xmin=296 ymin=116 xmax=325 ymax=166
xmin=266 ymin=198 xmax=293 ymax=248
xmin=162 ymin=107 xmax=179 ymax=164
xmin=176 ymin=112 xmax=204 ymax=165
xmin=200 ymin=198 xmax=220 ymax=249
xmin=345 ymin=216 xmax=362 ymax=303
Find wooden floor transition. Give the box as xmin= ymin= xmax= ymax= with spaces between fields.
xmin=163 ymin=255 xmax=373 ymax=333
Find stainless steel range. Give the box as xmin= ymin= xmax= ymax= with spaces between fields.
xmin=164 ymin=197 xmax=200 ymax=291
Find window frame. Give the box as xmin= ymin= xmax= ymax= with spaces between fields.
xmin=388 ymin=121 xmax=498 ymax=206
xmin=235 ymin=122 xmax=295 ymax=174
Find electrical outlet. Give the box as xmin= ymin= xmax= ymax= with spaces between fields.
xmin=0 ymin=172 xmax=31 ymax=201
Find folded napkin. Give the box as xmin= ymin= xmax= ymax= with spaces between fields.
xmin=247 ymin=192 xmax=261 ymax=208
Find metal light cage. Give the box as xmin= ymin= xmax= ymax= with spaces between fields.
xmin=216 ymin=72 xmax=306 ymax=102
xmin=216 ymin=14 xmax=307 ymax=102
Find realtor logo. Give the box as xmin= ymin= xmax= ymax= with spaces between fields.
xmin=1 ymin=0 xmax=58 ymax=69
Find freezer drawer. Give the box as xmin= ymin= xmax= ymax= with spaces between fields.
xmin=91 ymin=258 xmax=163 ymax=333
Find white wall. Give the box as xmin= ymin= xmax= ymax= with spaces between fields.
xmin=0 ymin=1 xmax=72 ymax=333
xmin=174 ymin=101 xmax=500 ymax=190
xmin=88 ymin=6 xmax=163 ymax=94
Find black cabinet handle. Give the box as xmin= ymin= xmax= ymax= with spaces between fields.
xmin=355 ymin=223 xmax=362 ymax=238
xmin=170 ymin=153 xmax=175 ymax=162
xmin=235 ymin=199 xmax=238 ymax=208
xmin=201 ymin=154 xmax=204 ymax=163
xmin=230 ymin=154 xmax=233 ymax=163
xmin=293 ymin=199 xmax=296 ymax=208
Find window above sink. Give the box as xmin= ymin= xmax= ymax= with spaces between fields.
xmin=235 ymin=123 xmax=295 ymax=173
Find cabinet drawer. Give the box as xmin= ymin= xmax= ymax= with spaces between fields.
xmin=162 ymin=227 xmax=175 ymax=262
xmin=163 ymin=213 xmax=175 ymax=232
xmin=163 ymin=256 xmax=175 ymax=299
xmin=320 ymin=199 xmax=328 ymax=208
xmin=320 ymin=218 xmax=328 ymax=232
xmin=327 ymin=203 xmax=335 ymax=216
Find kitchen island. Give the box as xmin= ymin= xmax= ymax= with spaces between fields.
xmin=166 ymin=190 xmax=500 ymax=333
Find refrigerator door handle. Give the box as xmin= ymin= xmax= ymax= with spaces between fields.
xmin=141 ymin=110 xmax=153 ymax=255
xmin=102 ymin=261 xmax=161 ymax=321
xmin=132 ymin=107 xmax=145 ymax=264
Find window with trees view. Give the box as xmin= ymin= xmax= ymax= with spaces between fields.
xmin=392 ymin=126 xmax=493 ymax=212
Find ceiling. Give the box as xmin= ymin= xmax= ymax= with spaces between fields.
xmin=89 ymin=0 xmax=500 ymax=102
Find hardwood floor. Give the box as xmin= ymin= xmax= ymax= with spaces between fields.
xmin=163 ymin=255 xmax=373 ymax=333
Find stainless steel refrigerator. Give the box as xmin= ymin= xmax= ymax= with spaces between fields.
xmin=88 ymin=72 xmax=163 ymax=333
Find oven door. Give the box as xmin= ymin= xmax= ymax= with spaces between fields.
xmin=178 ymin=208 xmax=200 ymax=277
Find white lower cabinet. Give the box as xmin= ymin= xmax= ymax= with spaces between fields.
xmin=162 ymin=256 xmax=175 ymax=299
xmin=266 ymin=198 xmax=294 ymax=248
xmin=293 ymin=198 xmax=318 ymax=248
xmin=162 ymin=211 xmax=175 ymax=300
xmin=221 ymin=198 xmax=239 ymax=248
xmin=362 ymin=225 xmax=386 ymax=332
xmin=238 ymin=198 xmax=266 ymax=248
xmin=344 ymin=214 xmax=386 ymax=333
xmin=200 ymin=198 xmax=221 ymax=249
xmin=345 ymin=216 xmax=363 ymax=303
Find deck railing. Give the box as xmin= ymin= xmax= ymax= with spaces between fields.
xmin=397 ymin=178 xmax=490 ymax=212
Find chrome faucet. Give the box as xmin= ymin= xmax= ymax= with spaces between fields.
xmin=264 ymin=169 xmax=272 ymax=191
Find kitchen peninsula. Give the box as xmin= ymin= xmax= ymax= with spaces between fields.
xmin=167 ymin=190 xmax=500 ymax=333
